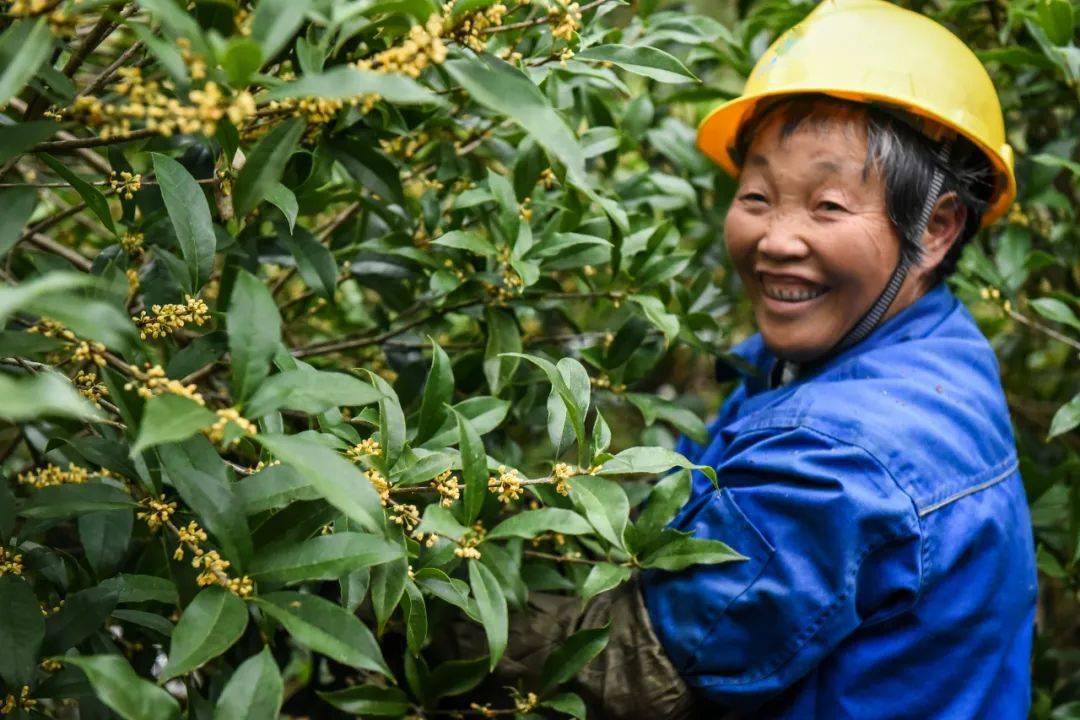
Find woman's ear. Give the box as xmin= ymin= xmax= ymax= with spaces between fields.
xmin=918 ymin=191 xmax=967 ymax=269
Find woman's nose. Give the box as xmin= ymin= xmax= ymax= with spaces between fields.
xmin=756 ymin=216 xmax=812 ymax=260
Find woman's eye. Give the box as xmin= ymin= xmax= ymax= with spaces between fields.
xmin=740 ymin=192 xmax=767 ymax=203
xmin=818 ymin=200 xmax=847 ymax=212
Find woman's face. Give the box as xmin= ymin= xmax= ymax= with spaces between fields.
xmin=724 ymin=112 xmax=903 ymax=363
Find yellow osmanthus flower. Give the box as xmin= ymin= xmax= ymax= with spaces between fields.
xmin=71 ymin=338 xmax=107 ymax=367
xmin=206 ymin=407 xmax=257 ymax=446
xmin=6 ymin=0 xmax=50 ymax=16
xmin=17 ymin=463 xmax=89 ymax=489
xmin=558 ymin=47 xmax=575 ymax=67
xmin=433 ymin=469 xmax=460 ymax=507
xmin=173 ymin=520 xmax=208 ymax=561
xmin=137 ymin=494 xmax=177 ymax=532
xmin=126 ymin=267 xmax=140 ymax=297
xmin=515 ymin=691 xmax=539 ymax=713
xmin=133 ymin=295 xmax=210 ymax=340
xmin=347 ymin=437 xmax=382 ymax=462
xmin=0 ymin=547 xmax=24 ymax=577
xmin=488 ymin=465 xmax=524 ymax=503
xmin=39 ymin=659 xmax=63 ymax=673
xmin=121 ymin=231 xmax=144 ymax=254
xmin=539 ymin=167 xmax=557 ymax=189
xmin=357 ymin=13 xmax=448 ymax=77
xmin=108 ymin=171 xmax=142 ymax=200
xmin=389 ymin=502 xmax=421 ymax=532
xmin=39 ymin=600 xmax=63 ymax=616
xmin=366 ymin=468 xmax=391 ymax=505
xmin=126 ymin=364 xmax=206 ymax=404
xmin=0 ymin=686 xmax=36 ymax=715
xmin=551 ymin=462 xmax=575 ymax=495
xmin=469 ymin=702 xmax=497 ymax=718
xmin=446 ymin=2 xmax=509 ymax=52
xmin=549 ymin=0 xmax=582 ymax=41
xmin=27 ymin=317 xmax=76 ymax=341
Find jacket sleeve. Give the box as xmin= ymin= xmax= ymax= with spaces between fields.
xmin=641 ymin=424 xmax=922 ymax=712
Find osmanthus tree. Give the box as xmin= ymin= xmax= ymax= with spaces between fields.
xmin=0 ymin=0 xmax=752 ymax=717
xmin=2 ymin=0 xmax=1078 ymax=717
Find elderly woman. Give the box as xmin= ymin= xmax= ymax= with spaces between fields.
xmin=449 ymin=1 xmax=1037 ymax=718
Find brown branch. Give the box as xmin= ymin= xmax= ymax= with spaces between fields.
xmin=30 ymin=127 xmax=158 ymax=152
xmin=76 ymin=39 xmax=145 ymax=99
xmin=25 ymin=233 xmax=93 ymax=271
xmin=1006 ymin=307 xmax=1080 ymax=352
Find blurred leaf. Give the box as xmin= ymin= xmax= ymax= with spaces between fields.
xmin=41 ymin=154 xmax=116 ymax=236
xmin=0 ymin=370 xmax=103 ymax=422
xmin=20 ymin=483 xmax=136 ymax=518
xmin=0 ymin=576 xmax=45 ymax=687
xmin=1030 ymin=298 xmax=1080 ymax=332
xmin=251 ymin=0 xmax=312 ymax=59
xmin=61 ymin=655 xmax=180 ymax=720
xmin=539 ymin=624 xmax=611 ymax=694
xmin=245 ymin=369 xmax=381 ymax=417
xmin=228 ymin=269 xmax=282 ymax=402
xmin=264 ymin=65 xmax=445 ymax=105
xmin=487 ymin=508 xmax=593 ymax=540
xmin=0 ymin=19 xmax=53 ymax=108
xmin=248 ymin=532 xmax=402 ymax=583
xmin=1048 ymin=393 xmax=1079 ymax=440
xmin=0 ymin=186 xmax=38 ymax=259
xmin=319 ymin=685 xmax=411 ymax=715
xmin=234 ymin=118 xmax=305 ymax=218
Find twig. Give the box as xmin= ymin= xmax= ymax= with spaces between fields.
xmin=25 ymin=233 xmax=93 ymax=271
xmin=30 ymin=127 xmax=158 ymax=152
xmin=1007 ymin=307 xmax=1080 ymax=352
xmin=76 ymin=39 xmax=145 ymax=99
xmin=0 ymin=177 xmax=217 ymax=189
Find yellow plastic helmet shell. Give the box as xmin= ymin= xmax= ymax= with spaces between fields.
xmin=696 ymin=0 xmax=1016 ymax=226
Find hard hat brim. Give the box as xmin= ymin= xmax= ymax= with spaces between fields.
xmin=696 ymin=88 xmax=1016 ymax=228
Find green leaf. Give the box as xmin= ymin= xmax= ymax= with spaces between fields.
xmin=0 ymin=370 xmax=103 ymax=422
xmin=484 ymin=307 xmax=521 ymax=396
xmin=222 ymin=37 xmax=263 ymax=87
xmin=281 ymin=225 xmax=337 ymax=301
xmin=213 ymin=646 xmax=283 ymax=720
xmin=540 ymin=624 xmax=611 ymax=694
xmin=158 ymin=437 xmax=253 ymax=568
xmin=634 ymin=469 xmax=691 ymax=538
xmin=416 ymin=341 xmax=454 ymax=445
xmin=61 ymin=655 xmax=180 ymax=720
xmin=256 ymin=432 xmax=385 ymax=533
xmin=504 ymin=353 xmax=588 ymax=464
xmin=642 ymin=535 xmax=743 ymax=571
xmin=236 ymin=463 xmax=318 ymax=514
xmin=401 ymin=580 xmax=428 ymax=656
xmin=80 ymin=508 xmax=133 ymax=577
xmin=263 ymin=65 xmax=444 ymax=105
xmin=162 ymin=586 xmax=249 ymax=681
xmin=576 ymin=44 xmax=698 ymax=83
xmin=245 ymin=369 xmax=381 ymax=417
xmin=319 ymin=685 xmax=411 ymax=716
xmin=629 ymin=294 xmax=679 ymax=344
xmin=444 ymin=55 xmax=586 ymax=182
xmin=20 ymin=483 xmax=137 ymax=519
xmin=487 ymin=508 xmax=594 ymax=540
xmin=99 ymin=574 xmax=179 ymax=604
xmin=0 ymin=19 xmax=54 ymax=108
xmin=625 ymin=393 xmax=707 ymax=445
xmin=228 ymin=269 xmax=282 ymax=402
xmin=234 ymin=118 xmax=306 ymax=217
xmin=542 ymin=692 xmax=587 ymax=719
xmin=422 ymin=396 xmax=510 ymax=448
xmin=151 ymin=152 xmax=216 ymax=289
xmin=41 ymin=154 xmax=116 ymax=236
xmin=426 ymin=655 xmax=490 ymax=700
xmin=599 ymin=446 xmax=716 ymax=483
xmin=431 ymin=229 xmax=497 ymax=255
xmin=581 ymin=562 xmax=631 ymax=602
xmin=369 ymin=372 xmax=407 ymax=468
xmin=266 ymin=183 xmax=298 ymax=231
xmin=570 ymin=476 xmax=629 ymax=550
xmin=131 ymin=393 xmax=215 ymax=455
xmin=417 ymin=503 xmax=469 ymax=540
xmin=1030 ymin=297 xmax=1080 ymax=332
xmin=1049 ymin=393 xmax=1080 ymax=440
xmin=251 ymin=0 xmax=311 ymax=59
xmin=248 ymin=532 xmax=402 ymax=584
xmin=44 ymin=585 xmax=118 ymax=652
xmin=254 ymin=591 xmax=391 ymax=677
xmin=452 ymin=407 xmax=489 ymax=524
xmin=0 ymin=186 xmax=38 ymax=259
xmin=468 ymin=559 xmax=507 ymax=671
xmin=0 ymin=576 xmax=45 ymax=687
xmin=370 ymin=533 xmax=408 ymax=633
xmin=0 ymin=120 xmax=58 ymax=165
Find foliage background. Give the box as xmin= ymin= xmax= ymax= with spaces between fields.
xmin=0 ymin=0 xmax=1076 ymax=717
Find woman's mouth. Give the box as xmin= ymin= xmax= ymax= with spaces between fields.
xmin=759 ymin=273 xmax=829 ymax=303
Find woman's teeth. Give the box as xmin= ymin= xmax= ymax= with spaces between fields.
xmin=761 ymin=282 xmax=828 ymax=302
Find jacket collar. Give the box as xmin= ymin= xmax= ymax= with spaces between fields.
xmin=716 ymin=282 xmax=959 ymax=395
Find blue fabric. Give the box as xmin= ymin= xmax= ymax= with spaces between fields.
xmin=640 ymin=282 xmax=1037 ymax=719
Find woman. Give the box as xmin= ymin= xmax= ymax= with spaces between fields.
xmin=454 ymin=1 xmax=1037 ymax=718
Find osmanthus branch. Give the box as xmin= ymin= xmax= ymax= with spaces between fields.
xmin=29 ymin=127 xmax=159 ymax=152
xmin=481 ymin=0 xmax=612 ymax=35
xmin=1006 ymin=306 xmax=1080 ymax=352
xmin=76 ymin=39 xmax=146 ymax=99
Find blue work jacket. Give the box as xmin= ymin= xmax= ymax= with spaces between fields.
xmin=641 ymin=282 xmax=1037 ymax=719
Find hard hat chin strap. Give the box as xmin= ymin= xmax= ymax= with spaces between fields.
xmin=771 ymin=140 xmax=953 ymax=388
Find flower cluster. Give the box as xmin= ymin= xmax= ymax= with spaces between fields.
xmin=433 ymin=469 xmax=460 ymax=507
xmin=138 ymin=495 xmax=177 ymax=532
xmin=133 ymin=295 xmax=210 ymax=340
xmin=454 ymin=522 xmax=486 ymax=559
xmin=0 ymin=547 xmax=24 ymax=577
xmin=71 ymin=338 xmax=108 ymax=367
xmin=74 ymin=369 xmax=109 ymax=405
xmin=0 ymin=686 xmax=36 ymax=716
xmin=347 ymin=438 xmax=382 ymax=462
xmin=63 ymin=67 xmax=256 ymax=140
xmin=514 ymin=691 xmax=539 ymax=713
xmin=551 ymin=462 xmax=575 ymax=495
xmin=539 ymin=167 xmax=557 ymax=189
xmin=366 ymin=468 xmax=391 ymax=505
xmin=206 ymin=407 xmax=257 ymax=446
xmin=488 ymin=465 xmax=523 ymax=503
xmin=108 ymin=171 xmax=142 ymax=200
xmin=357 ymin=14 xmax=448 ymax=77
xmin=121 ymin=231 xmax=144 ymax=255
xmin=126 ymin=364 xmax=206 ymax=405
xmin=39 ymin=599 xmax=64 ymax=616
xmin=173 ymin=520 xmax=208 ymax=560
xmin=548 ymin=0 xmax=583 ymax=41
xmin=591 ymin=373 xmax=626 ymax=393
xmin=17 ymin=463 xmax=89 ymax=489
xmin=446 ymin=2 xmax=509 ymax=52
xmin=389 ymin=502 xmax=421 ymax=532
xmin=193 ymin=549 xmax=253 ymax=597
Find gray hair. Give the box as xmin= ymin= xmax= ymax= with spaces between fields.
xmin=729 ymin=94 xmax=996 ymax=285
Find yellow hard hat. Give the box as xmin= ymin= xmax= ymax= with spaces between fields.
xmin=696 ymin=0 xmax=1016 ymax=227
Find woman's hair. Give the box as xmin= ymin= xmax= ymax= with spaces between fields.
xmin=728 ymin=94 xmax=997 ymax=285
